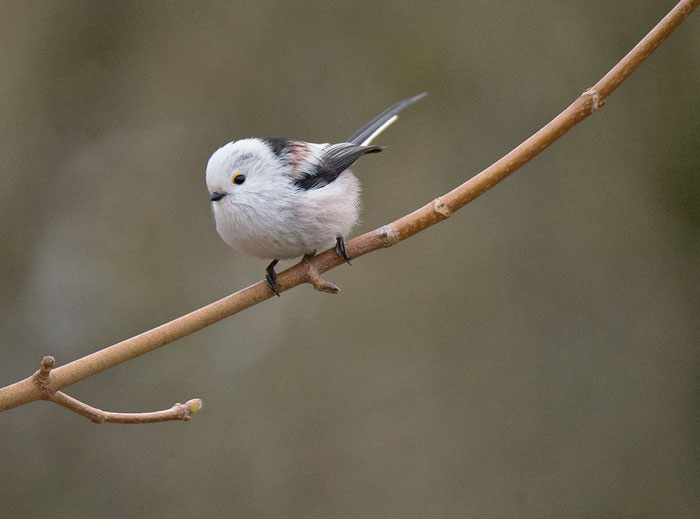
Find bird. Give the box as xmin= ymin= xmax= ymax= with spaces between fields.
xmin=205 ymin=92 xmax=426 ymax=296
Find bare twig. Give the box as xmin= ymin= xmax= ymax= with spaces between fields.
xmin=15 ymin=355 xmax=202 ymax=423
xmin=51 ymin=392 xmax=202 ymax=424
xmin=1 ymin=0 xmax=697 ymax=416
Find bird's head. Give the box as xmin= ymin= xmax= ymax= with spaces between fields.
xmin=205 ymin=138 xmax=289 ymax=207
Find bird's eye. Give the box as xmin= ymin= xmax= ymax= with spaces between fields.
xmin=232 ymin=174 xmax=246 ymax=185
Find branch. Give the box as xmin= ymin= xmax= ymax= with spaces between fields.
xmin=1 ymin=0 xmax=697 ymax=416
xmin=51 ymin=392 xmax=202 ymax=424
xmin=21 ymin=355 xmax=202 ymax=423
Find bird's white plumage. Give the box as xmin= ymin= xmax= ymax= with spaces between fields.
xmin=206 ymin=139 xmax=360 ymax=259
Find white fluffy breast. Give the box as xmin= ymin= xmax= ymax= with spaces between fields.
xmin=213 ymin=172 xmax=360 ymax=259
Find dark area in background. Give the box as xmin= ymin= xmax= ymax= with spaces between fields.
xmin=1 ymin=1 xmax=698 ymax=517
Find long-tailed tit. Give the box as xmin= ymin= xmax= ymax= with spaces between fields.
xmin=206 ymin=93 xmax=426 ymax=296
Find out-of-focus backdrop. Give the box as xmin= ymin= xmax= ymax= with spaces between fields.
xmin=1 ymin=1 xmax=698 ymax=517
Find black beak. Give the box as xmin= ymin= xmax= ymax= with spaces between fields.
xmin=209 ymin=192 xmax=226 ymax=202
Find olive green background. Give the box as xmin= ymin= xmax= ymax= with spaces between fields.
xmin=1 ymin=1 xmax=698 ymax=517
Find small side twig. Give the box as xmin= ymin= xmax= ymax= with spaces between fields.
xmin=51 ymin=392 xmax=202 ymax=424
xmin=33 ymin=356 xmax=201 ymax=424
xmin=303 ymin=256 xmax=340 ymax=294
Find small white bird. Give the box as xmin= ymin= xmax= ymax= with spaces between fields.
xmin=206 ymin=93 xmax=426 ymax=295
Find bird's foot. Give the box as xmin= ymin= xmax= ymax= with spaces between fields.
xmin=265 ymin=259 xmax=281 ymax=297
xmin=302 ymin=254 xmax=339 ymax=294
xmin=335 ymin=236 xmax=352 ymax=265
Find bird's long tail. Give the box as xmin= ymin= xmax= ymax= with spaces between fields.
xmin=347 ymin=92 xmax=427 ymax=146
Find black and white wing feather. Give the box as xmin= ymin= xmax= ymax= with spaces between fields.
xmin=292 ymin=92 xmax=426 ymax=190
xmin=294 ymin=143 xmax=381 ymax=190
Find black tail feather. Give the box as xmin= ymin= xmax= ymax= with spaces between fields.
xmin=347 ymin=92 xmax=427 ymax=145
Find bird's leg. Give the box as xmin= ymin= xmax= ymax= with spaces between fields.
xmin=302 ymin=252 xmax=339 ymax=294
xmin=335 ymin=236 xmax=352 ymax=265
xmin=265 ymin=259 xmax=281 ymax=297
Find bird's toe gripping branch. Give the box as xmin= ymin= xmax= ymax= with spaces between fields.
xmin=265 ymin=259 xmax=282 ymax=297
xmin=335 ymin=236 xmax=352 ymax=265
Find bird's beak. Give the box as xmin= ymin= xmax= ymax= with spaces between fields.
xmin=210 ymin=191 xmax=226 ymax=202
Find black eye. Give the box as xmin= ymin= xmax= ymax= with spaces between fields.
xmin=232 ymin=174 xmax=246 ymax=185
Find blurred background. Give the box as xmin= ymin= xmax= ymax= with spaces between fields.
xmin=1 ymin=1 xmax=698 ymax=517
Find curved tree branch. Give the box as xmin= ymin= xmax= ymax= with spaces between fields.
xmin=1 ymin=0 xmax=697 ymax=416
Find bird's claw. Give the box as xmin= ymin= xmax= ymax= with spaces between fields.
xmin=335 ymin=236 xmax=352 ymax=265
xmin=265 ymin=260 xmax=281 ymax=297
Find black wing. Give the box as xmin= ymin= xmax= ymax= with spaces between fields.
xmin=347 ymin=92 xmax=427 ymax=145
xmin=293 ymin=143 xmax=381 ymax=190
